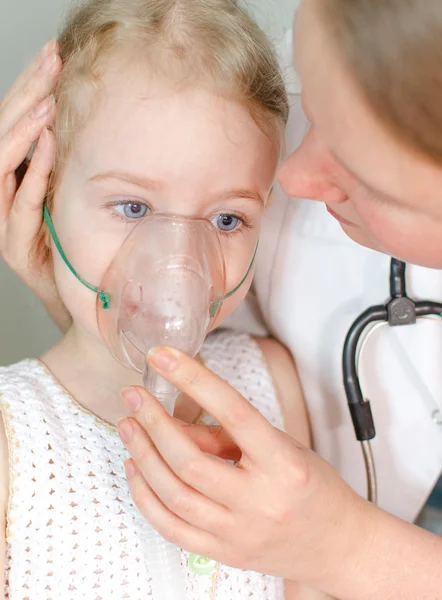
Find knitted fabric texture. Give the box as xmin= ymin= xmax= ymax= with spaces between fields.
xmin=1 ymin=330 xmax=285 ymax=599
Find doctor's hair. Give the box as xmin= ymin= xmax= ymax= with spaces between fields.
xmin=318 ymin=0 xmax=442 ymax=164
xmin=49 ymin=0 xmax=288 ymax=192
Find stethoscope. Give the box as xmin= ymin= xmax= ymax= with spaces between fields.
xmin=342 ymin=258 xmax=442 ymax=504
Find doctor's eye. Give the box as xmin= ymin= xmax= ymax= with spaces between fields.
xmin=113 ymin=201 xmax=151 ymax=220
xmin=210 ymin=214 xmax=240 ymax=232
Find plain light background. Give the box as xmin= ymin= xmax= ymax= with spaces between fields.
xmin=0 ymin=0 xmax=297 ymax=364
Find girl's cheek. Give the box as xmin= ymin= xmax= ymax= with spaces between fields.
xmin=208 ymin=268 xmax=255 ymax=331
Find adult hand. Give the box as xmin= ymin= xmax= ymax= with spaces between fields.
xmin=0 ymin=40 xmax=71 ymax=332
xmin=117 ymin=347 xmax=373 ymax=592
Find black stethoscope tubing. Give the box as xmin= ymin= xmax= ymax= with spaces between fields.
xmin=342 ymin=258 xmax=442 ymax=503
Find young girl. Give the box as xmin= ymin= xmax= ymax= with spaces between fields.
xmin=0 ymin=0 xmax=317 ymax=598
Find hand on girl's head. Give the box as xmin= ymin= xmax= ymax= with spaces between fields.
xmin=0 ymin=41 xmax=69 ymax=328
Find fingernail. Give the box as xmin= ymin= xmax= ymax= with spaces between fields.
xmin=39 ymin=51 xmax=57 ymax=73
xmin=31 ymin=96 xmax=54 ymax=119
xmin=117 ymin=418 xmax=134 ymax=444
xmin=124 ymin=459 xmax=137 ymax=480
xmin=147 ymin=347 xmax=179 ymax=372
xmin=121 ymin=388 xmax=142 ymax=413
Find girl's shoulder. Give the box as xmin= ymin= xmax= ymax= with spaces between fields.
xmin=0 ymin=360 xmax=36 ymax=545
xmin=254 ymin=337 xmax=311 ymax=446
xmin=201 ymin=330 xmax=300 ymax=432
xmin=0 ymin=357 xmax=42 ymax=377
xmin=0 ymin=358 xmax=43 ymax=417
xmin=0 ymin=406 xmax=7 ymax=587
xmin=0 ymin=359 xmax=51 ymax=517
xmin=0 ymin=358 xmax=50 ymax=425
xmin=201 ymin=329 xmax=285 ymax=429
xmin=0 ymin=403 xmax=8 ymax=518
xmin=0 ymin=358 xmax=53 ymax=408
xmin=201 ymin=330 xmax=310 ymax=446
xmin=202 ymin=328 xmax=297 ymax=393
xmin=0 ymin=358 xmax=44 ymax=392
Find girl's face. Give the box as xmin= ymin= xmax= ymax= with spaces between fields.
xmin=50 ymin=65 xmax=278 ymax=342
xmin=279 ymin=0 xmax=442 ymax=268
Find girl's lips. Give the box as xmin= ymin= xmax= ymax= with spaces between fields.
xmin=326 ymin=205 xmax=359 ymax=228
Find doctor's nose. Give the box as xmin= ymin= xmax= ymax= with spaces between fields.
xmin=278 ymin=128 xmax=349 ymax=204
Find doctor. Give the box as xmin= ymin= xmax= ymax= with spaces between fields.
xmin=0 ymin=1 xmax=441 ymax=598
xmin=231 ymin=28 xmax=442 ymax=524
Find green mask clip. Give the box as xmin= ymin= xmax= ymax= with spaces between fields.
xmin=43 ymin=206 xmax=258 ymax=315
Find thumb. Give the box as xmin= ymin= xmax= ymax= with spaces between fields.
xmin=5 ymin=127 xmax=55 ymax=262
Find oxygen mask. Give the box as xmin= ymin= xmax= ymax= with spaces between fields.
xmin=44 ymin=208 xmax=257 ymax=415
xmin=98 ymin=214 xmax=227 ymax=413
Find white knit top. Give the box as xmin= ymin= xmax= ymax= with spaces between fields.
xmin=0 ymin=330 xmax=285 ymax=600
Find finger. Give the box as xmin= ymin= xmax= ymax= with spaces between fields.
xmin=121 ymin=387 xmax=244 ymax=507
xmin=13 ymin=126 xmax=55 ymax=213
xmin=147 ymin=347 xmax=279 ymax=464
xmin=1 ymin=40 xmax=57 ymax=106
xmin=1 ymin=128 xmax=54 ymax=263
xmin=0 ymin=98 xmax=55 ymax=228
xmin=124 ymin=459 xmax=221 ymax=558
xmin=0 ymin=96 xmax=55 ymax=187
xmin=182 ymin=423 xmax=242 ymax=462
xmin=0 ymin=46 xmax=61 ymax=137
xmin=118 ymin=418 xmax=232 ymax=534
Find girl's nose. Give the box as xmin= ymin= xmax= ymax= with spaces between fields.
xmin=278 ymin=128 xmax=349 ymax=204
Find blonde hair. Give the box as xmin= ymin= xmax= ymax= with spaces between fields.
xmin=35 ymin=0 xmax=288 ymax=264
xmin=318 ymin=0 xmax=442 ymax=164
xmin=51 ymin=0 xmax=288 ymax=191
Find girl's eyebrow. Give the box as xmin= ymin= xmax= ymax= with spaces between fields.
xmin=88 ymin=170 xmax=163 ymax=190
xmin=88 ymin=172 xmax=264 ymax=205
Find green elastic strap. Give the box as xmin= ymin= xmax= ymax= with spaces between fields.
xmin=43 ymin=206 xmax=111 ymax=310
xmin=44 ymin=205 xmax=257 ymax=315
xmin=210 ymin=240 xmax=259 ymax=318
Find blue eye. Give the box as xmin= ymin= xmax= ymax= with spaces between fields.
xmin=115 ymin=202 xmax=150 ymax=220
xmin=211 ymin=214 xmax=240 ymax=232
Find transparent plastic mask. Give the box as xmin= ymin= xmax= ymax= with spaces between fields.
xmin=97 ymin=214 xmax=226 ymax=412
xmin=43 ymin=207 xmax=257 ymax=415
